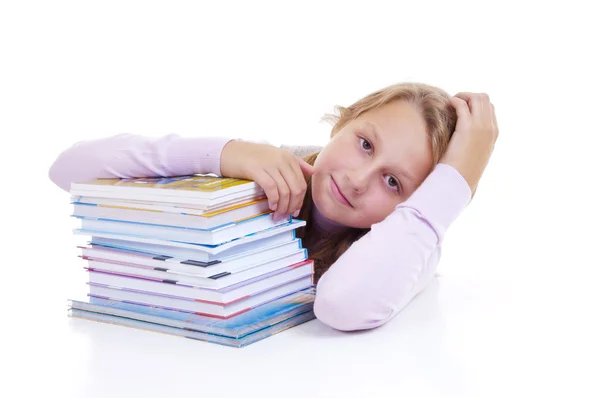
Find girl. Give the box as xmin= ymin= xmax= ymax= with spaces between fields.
xmin=49 ymin=83 xmax=498 ymax=332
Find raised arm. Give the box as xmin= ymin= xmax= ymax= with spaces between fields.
xmin=313 ymin=163 xmax=471 ymax=330
xmin=48 ymin=133 xmax=233 ymax=192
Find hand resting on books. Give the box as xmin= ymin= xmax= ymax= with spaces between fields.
xmin=220 ymin=140 xmax=316 ymax=222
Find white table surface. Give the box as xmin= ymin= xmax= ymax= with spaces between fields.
xmin=5 ymin=210 xmax=600 ymax=398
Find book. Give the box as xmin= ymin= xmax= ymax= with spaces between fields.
xmin=87 ymin=275 xmax=314 ymax=318
xmin=71 ymin=194 xmax=268 ymax=214
xmin=70 ymin=175 xmax=264 ymax=206
xmin=72 ymin=197 xmax=271 ymax=229
xmin=85 ymin=259 xmax=313 ymax=304
xmin=85 ymin=253 xmax=311 ymax=290
xmin=66 ymin=173 xmax=316 ymax=346
xmin=75 ymin=212 xmax=290 ymax=246
xmin=79 ymin=238 xmax=304 ymax=278
xmin=74 ymin=219 xmax=306 ymax=258
xmin=69 ymin=309 xmax=315 ymax=348
xmin=68 ymin=287 xmax=316 ymax=347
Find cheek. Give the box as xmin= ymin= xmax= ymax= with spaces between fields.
xmin=315 ymin=142 xmax=355 ymax=171
xmin=361 ymin=191 xmax=399 ymax=223
xmin=310 ymin=174 xmax=328 ymax=210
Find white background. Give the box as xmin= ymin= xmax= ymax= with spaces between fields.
xmin=1 ymin=1 xmax=599 ymax=397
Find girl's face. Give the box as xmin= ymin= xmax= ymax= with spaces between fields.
xmin=312 ymin=100 xmax=433 ymax=228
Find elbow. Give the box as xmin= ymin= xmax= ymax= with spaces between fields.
xmin=48 ymin=158 xmax=71 ymax=192
xmin=313 ymin=287 xmax=392 ymax=332
xmin=48 ymin=138 xmax=103 ymax=192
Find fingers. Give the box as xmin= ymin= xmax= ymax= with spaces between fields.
xmin=280 ymin=160 xmax=308 ymax=218
xmin=490 ymin=103 xmax=498 ymax=131
xmin=455 ymin=92 xmax=487 ymax=116
xmin=264 ymin=168 xmax=292 ymax=221
xmin=454 ymin=92 xmax=494 ymax=125
xmin=245 ymin=150 xmax=314 ymax=223
xmin=253 ymin=170 xmax=283 ymax=215
xmin=449 ymin=96 xmax=471 ymax=121
xmin=454 ymin=92 xmax=476 ymax=114
xmin=296 ymin=157 xmax=316 ymax=177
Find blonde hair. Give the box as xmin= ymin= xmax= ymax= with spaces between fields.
xmin=296 ymin=82 xmax=457 ymax=282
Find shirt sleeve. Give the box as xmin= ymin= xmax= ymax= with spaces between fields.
xmin=313 ymin=163 xmax=472 ymax=331
xmin=48 ymin=133 xmax=234 ymax=192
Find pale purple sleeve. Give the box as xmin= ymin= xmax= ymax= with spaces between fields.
xmin=48 ymin=133 xmax=234 ymax=192
xmin=313 ymin=163 xmax=472 ymax=331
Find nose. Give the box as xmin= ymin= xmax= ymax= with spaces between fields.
xmin=345 ymin=166 xmax=370 ymax=195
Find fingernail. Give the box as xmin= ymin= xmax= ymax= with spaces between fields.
xmin=293 ymin=210 xmax=300 ymax=217
xmin=270 ymin=203 xmax=277 ymax=211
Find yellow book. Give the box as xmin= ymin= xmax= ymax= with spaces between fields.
xmin=70 ymin=175 xmax=264 ymax=207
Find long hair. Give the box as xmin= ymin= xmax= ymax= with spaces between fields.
xmin=296 ymin=82 xmax=458 ymax=282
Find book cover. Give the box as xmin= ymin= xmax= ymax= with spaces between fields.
xmin=69 ymin=307 xmax=315 ymax=348
xmin=71 ymin=175 xmax=262 ymax=203
xmin=86 ymin=275 xmax=313 ymax=318
xmin=72 ymin=197 xmax=269 ymax=218
xmin=75 ymin=219 xmax=306 ymax=256
xmin=84 ymin=259 xmax=313 ymax=304
xmin=68 ymin=287 xmax=316 ymax=346
xmin=74 ymin=175 xmax=253 ymax=192
xmin=78 ymin=238 xmax=303 ymax=276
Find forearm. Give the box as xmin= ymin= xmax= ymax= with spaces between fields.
xmin=48 ymin=133 xmax=233 ymax=192
xmin=313 ymin=163 xmax=472 ymax=331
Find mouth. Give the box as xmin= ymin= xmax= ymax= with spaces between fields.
xmin=330 ymin=176 xmax=353 ymax=208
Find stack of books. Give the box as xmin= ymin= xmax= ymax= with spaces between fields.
xmin=66 ymin=174 xmax=315 ymax=347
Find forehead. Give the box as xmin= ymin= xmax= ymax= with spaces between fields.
xmin=358 ymin=100 xmax=427 ymax=138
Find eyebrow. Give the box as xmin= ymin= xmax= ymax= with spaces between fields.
xmin=364 ymin=121 xmax=418 ymax=183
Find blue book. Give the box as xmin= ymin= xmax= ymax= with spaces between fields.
xmin=74 ymin=219 xmax=305 ymax=260
xmin=68 ymin=287 xmax=316 ymax=347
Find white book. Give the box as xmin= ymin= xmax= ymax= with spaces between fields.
xmin=75 ymin=219 xmax=306 ymax=257
xmin=70 ymin=190 xmax=264 ymax=208
xmin=70 ymin=174 xmax=266 ymax=207
xmin=88 ymin=276 xmax=314 ymax=318
xmin=72 ymin=198 xmax=271 ymax=230
xmin=80 ymin=239 xmax=304 ymax=278
xmin=76 ymin=213 xmax=291 ymax=245
xmin=88 ymin=231 xmax=298 ymax=264
xmin=71 ymin=195 xmax=267 ymax=214
xmin=71 ymin=175 xmax=262 ymax=198
xmin=86 ymin=251 xmax=309 ymax=289
xmin=86 ymin=261 xmax=313 ymax=304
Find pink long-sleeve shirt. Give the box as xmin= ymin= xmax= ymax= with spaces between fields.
xmin=49 ymin=133 xmax=472 ymax=331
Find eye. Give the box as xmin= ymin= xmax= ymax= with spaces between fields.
xmin=359 ymin=137 xmax=372 ymax=153
xmin=385 ymin=175 xmax=401 ymax=192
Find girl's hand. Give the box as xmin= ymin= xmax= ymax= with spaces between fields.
xmin=220 ymin=140 xmax=316 ymax=220
xmin=441 ymin=92 xmax=499 ymax=197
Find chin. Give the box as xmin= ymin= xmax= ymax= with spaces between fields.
xmin=312 ymin=176 xmax=378 ymax=229
xmin=311 ymin=179 xmax=348 ymax=226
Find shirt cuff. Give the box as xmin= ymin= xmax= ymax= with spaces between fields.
xmin=397 ymin=163 xmax=472 ymax=239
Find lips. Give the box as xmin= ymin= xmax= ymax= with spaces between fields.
xmin=330 ymin=176 xmax=352 ymax=207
